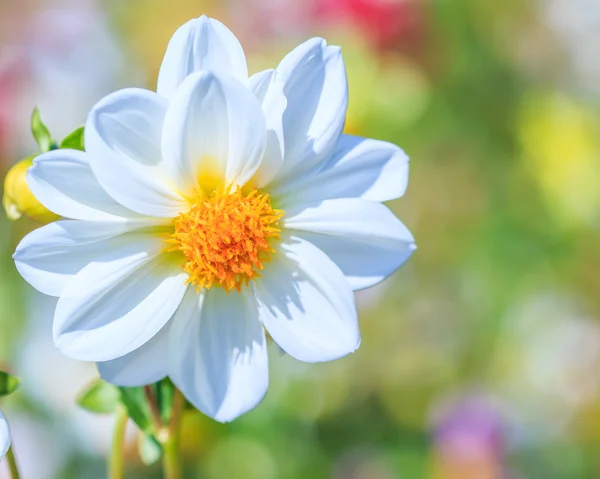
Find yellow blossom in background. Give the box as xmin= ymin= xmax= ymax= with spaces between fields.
xmin=518 ymin=90 xmax=600 ymax=229
xmin=3 ymin=156 xmax=59 ymax=223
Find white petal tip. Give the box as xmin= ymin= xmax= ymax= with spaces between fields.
xmin=53 ymin=334 xmax=76 ymax=359
xmin=212 ymin=412 xmax=235 ymax=424
xmin=210 ymin=393 xmax=269 ymax=424
xmin=344 ymin=336 xmax=363 ymax=357
xmin=186 ymin=390 xmax=269 ymax=424
xmin=52 ymin=331 xmax=105 ymax=362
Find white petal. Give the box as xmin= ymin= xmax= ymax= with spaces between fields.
xmin=0 ymin=411 xmax=10 ymax=459
xmin=254 ymin=236 xmax=359 ymax=362
xmin=97 ymin=320 xmax=171 ymax=387
xmin=157 ymin=15 xmax=248 ymax=99
xmin=54 ymin=235 xmax=188 ymax=362
xmin=273 ymin=134 xmax=409 ymax=206
xmin=273 ymin=38 xmax=348 ymax=181
xmin=248 ymin=70 xmax=287 ymax=187
xmin=86 ymin=88 xmax=186 ymax=218
xmin=169 ymin=287 xmax=268 ymax=423
xmin=27 ymin=149 xmax=139 ymax=221
xmin=284 ymin=198 xmax=416 ymax=290
xmin=248 ymin=69 xmax=276 ymax=102
xmin=13 ymin=220 xmax=164 ymax=297
xmin=162 ymin=71 xmax=266 ymax=194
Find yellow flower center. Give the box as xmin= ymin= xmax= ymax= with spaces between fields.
xmin=167 ymin=187 xmax=284 ymax=292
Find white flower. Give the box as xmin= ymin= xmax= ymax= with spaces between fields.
xmin=0 ymin=410 xmax=10 ymax=458
xmin=13 ymin=16 xmax=415 ymax=422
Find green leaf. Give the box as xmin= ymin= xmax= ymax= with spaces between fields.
xmin=118 ymin=387 xmax=154 ymax=435
xmin=138 ymin=433 xmax=163 ymax=466
xmin=77 ymin=379 xmax=120 ymax=414
xmin=60 ymin=126 xmax=85 ymax=151
xmin=31 ymin=107 xmax=56 ymax=152
xmin=0 ymin=372 xmax=19 ymax=397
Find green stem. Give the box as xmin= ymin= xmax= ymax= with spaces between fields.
xmin=143 ymin=385 xmax=163 ymax=433
xmin=109 ymin=404 xmax=128 ymax=479
xmin=6 ymin=446 xmax=20 ymax=479
xmin=162 ymin=389 xmax=185 ymax=479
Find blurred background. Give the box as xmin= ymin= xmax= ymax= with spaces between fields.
xmin=1 ymin=0 xmax=600 ymax=477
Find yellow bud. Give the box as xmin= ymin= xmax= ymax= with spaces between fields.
xmin=3 ymin=156 xmax=59 ymax=223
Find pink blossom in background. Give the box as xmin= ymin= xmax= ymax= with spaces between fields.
xmin=431 ymin=394 xmax=509 ymax=479
xmin=0 ymin=0 xmax=132 ymax=161
xmin=229 ymin=0 xmax=424 ymax=53
xmin=314 ymin=0 xmax=424 ymax=50
xmin=0 ymin=52 xmax=28 ymax=161
xmin=228 ymin=0 xmax=316 ymax=48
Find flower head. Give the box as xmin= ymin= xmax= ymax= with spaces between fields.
xmin=167 ymin=187 xmax=283 ymax=292
xmin=0 ymin=410 xmax=10 ymax=458
xmin=13 ymin=15 xmax=415 ymax=422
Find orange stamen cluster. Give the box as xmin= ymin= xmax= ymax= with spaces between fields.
xmin=167 ymin=187 xmax=284 ymax=292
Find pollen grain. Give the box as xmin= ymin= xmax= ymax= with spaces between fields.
xmin=167 ymin=187 xmax=284 ymax=292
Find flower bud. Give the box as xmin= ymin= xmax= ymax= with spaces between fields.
xmin=3 ymin=156 xmax=59 ymax=223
